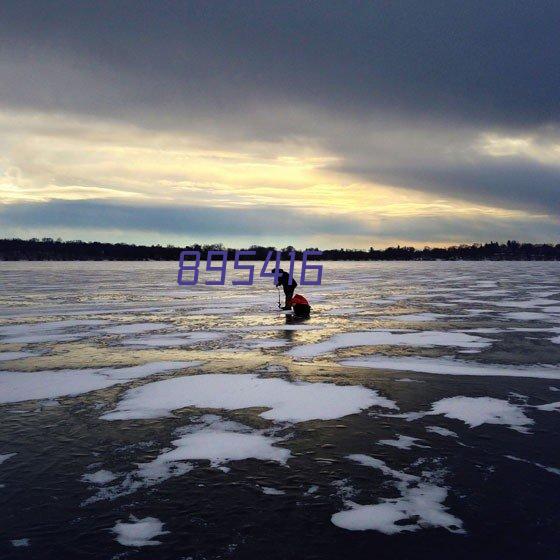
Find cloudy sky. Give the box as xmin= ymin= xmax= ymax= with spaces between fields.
xmin=1 ymin=1 xmax=559 ymax=248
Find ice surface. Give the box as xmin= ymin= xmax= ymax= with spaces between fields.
xmin=101 ymin=374 xmax=397 ymax=422
xmin=112 ymin=515 xmax=168 ymax=547
xmin=0 ymin=361 xmax=198 ymax=403
xmin=289 ymin=331 xmax=491 ymax=358
xmin=11 ymin=539 xmax=30 ymax=547
xmin=340 ymin=355 xmax=560 ymax=380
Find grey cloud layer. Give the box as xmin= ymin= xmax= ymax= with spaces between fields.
xmin=1 ymin=200 xmax=558 ymax=244
xmin=1 ymin=1 xmax=559 ymax=238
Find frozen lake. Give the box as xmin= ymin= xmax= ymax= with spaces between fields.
xmin=1 ymin=261 xmax=560 ymax=559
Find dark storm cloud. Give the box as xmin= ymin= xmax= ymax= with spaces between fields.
xmin=1 ymin=200 xmax=558 ymax=244
xmin=1 ymin=1 xmax=559 ymax=129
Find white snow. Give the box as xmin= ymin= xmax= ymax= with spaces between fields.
xmin=260 ymin=486 xmax=286 ymax=495
xmin=332 ymin=455 xmax=463 ymax=534
xmin=378 ymin=435 xmax=427 ymax=450
xmin=425 ymin=426 xmax=458 ymax=438
xmin=150 ymin=427 xmax=290 ymax=468
xmin=0 ymin=361 xmax=199 ymax=403
xmin=288 ymin=330 xmax=491 ymax=358
xmin=505 ymin=455 xmax=560 ymax=476
xmin=86 ymin=416 xmax=289 ymax=502
xmin=112 ymin=515 xmax=168 ymax=547
xmin=535 ymin=401 xmax=560 ymax=412
xmin=428 ymin=396 xmax=533 ymax=431
xmin=11 ymin=539 xmax=30 ymax=547
xmin=101 ymin=373 xmax=397 ymax=422
xmin=347 ymin=454 xmax=419 ymax=482
xmin=82 ymin=470 xmax=118 ymax=484
xmin=339 ymin=355 xmax=560 ymax=380
xmin=0 ymin=452 xmax=17 ymax=465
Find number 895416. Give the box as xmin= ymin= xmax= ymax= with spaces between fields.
xmin=177 ymin=250 xmax=322 ymax=286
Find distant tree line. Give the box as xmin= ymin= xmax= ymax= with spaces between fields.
xmin=1 ymin=238 xmax=560 ymax=261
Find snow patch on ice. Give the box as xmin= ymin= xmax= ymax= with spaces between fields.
xmin=0 ymin=452 xmax=17 ymax=465
xmin=340 ymin=355 xmax=560 ymax=380
xmin=0 ymin=361 xmax=199 ymax=404
xmin=535 ymin=401 xmax=560 ymax=412
xmin=11 ymin=539 xmax=30 ymax=547
xmin=82 ymin=469 xmax=118 ymax=484
xmin=260 ymin=486 xmax=286 ymax=495
xmin=332 ymin=455 xmax=463 ymax=534
xmin=425 ymin=426 xmax=458 ymax=438
xmin=505 ymin=455 xmax=560 ymax=476
xmin=429 ymin=397 xmax=533 ymax=431
xmin=112 ymin=515 xmax=168 ymax=547
xmin=289 ymin=330 xmax=491 ymax=358
xmin=378 ymin=435 xmax=427 ymax=450
xmin=102 ymin=373 xmax=396 ymax=422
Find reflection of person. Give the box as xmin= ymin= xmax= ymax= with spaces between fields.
xmin=272 ymin=268 xmax=297 ymax=310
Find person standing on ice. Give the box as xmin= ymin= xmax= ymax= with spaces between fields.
xmin=272 ymin=268 xmax=297 ymax=310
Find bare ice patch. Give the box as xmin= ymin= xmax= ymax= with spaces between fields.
xmin=101 ymin=374 xmax=397 ymax=422
xmin=112 ymin=515 xmax=168 ymax=547
xmin=288 ymin=330 xmax=491 ymax=359
xmin=331 ymin=454 xmax=463 ymax=534
xmin=0 ymin=361 xmax=199 ymax=404
xmin=339 ymin=355 xmax=560 ymax=380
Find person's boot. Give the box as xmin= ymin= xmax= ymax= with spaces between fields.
xmin=282 ymin=305 xmax=292 ymax=310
